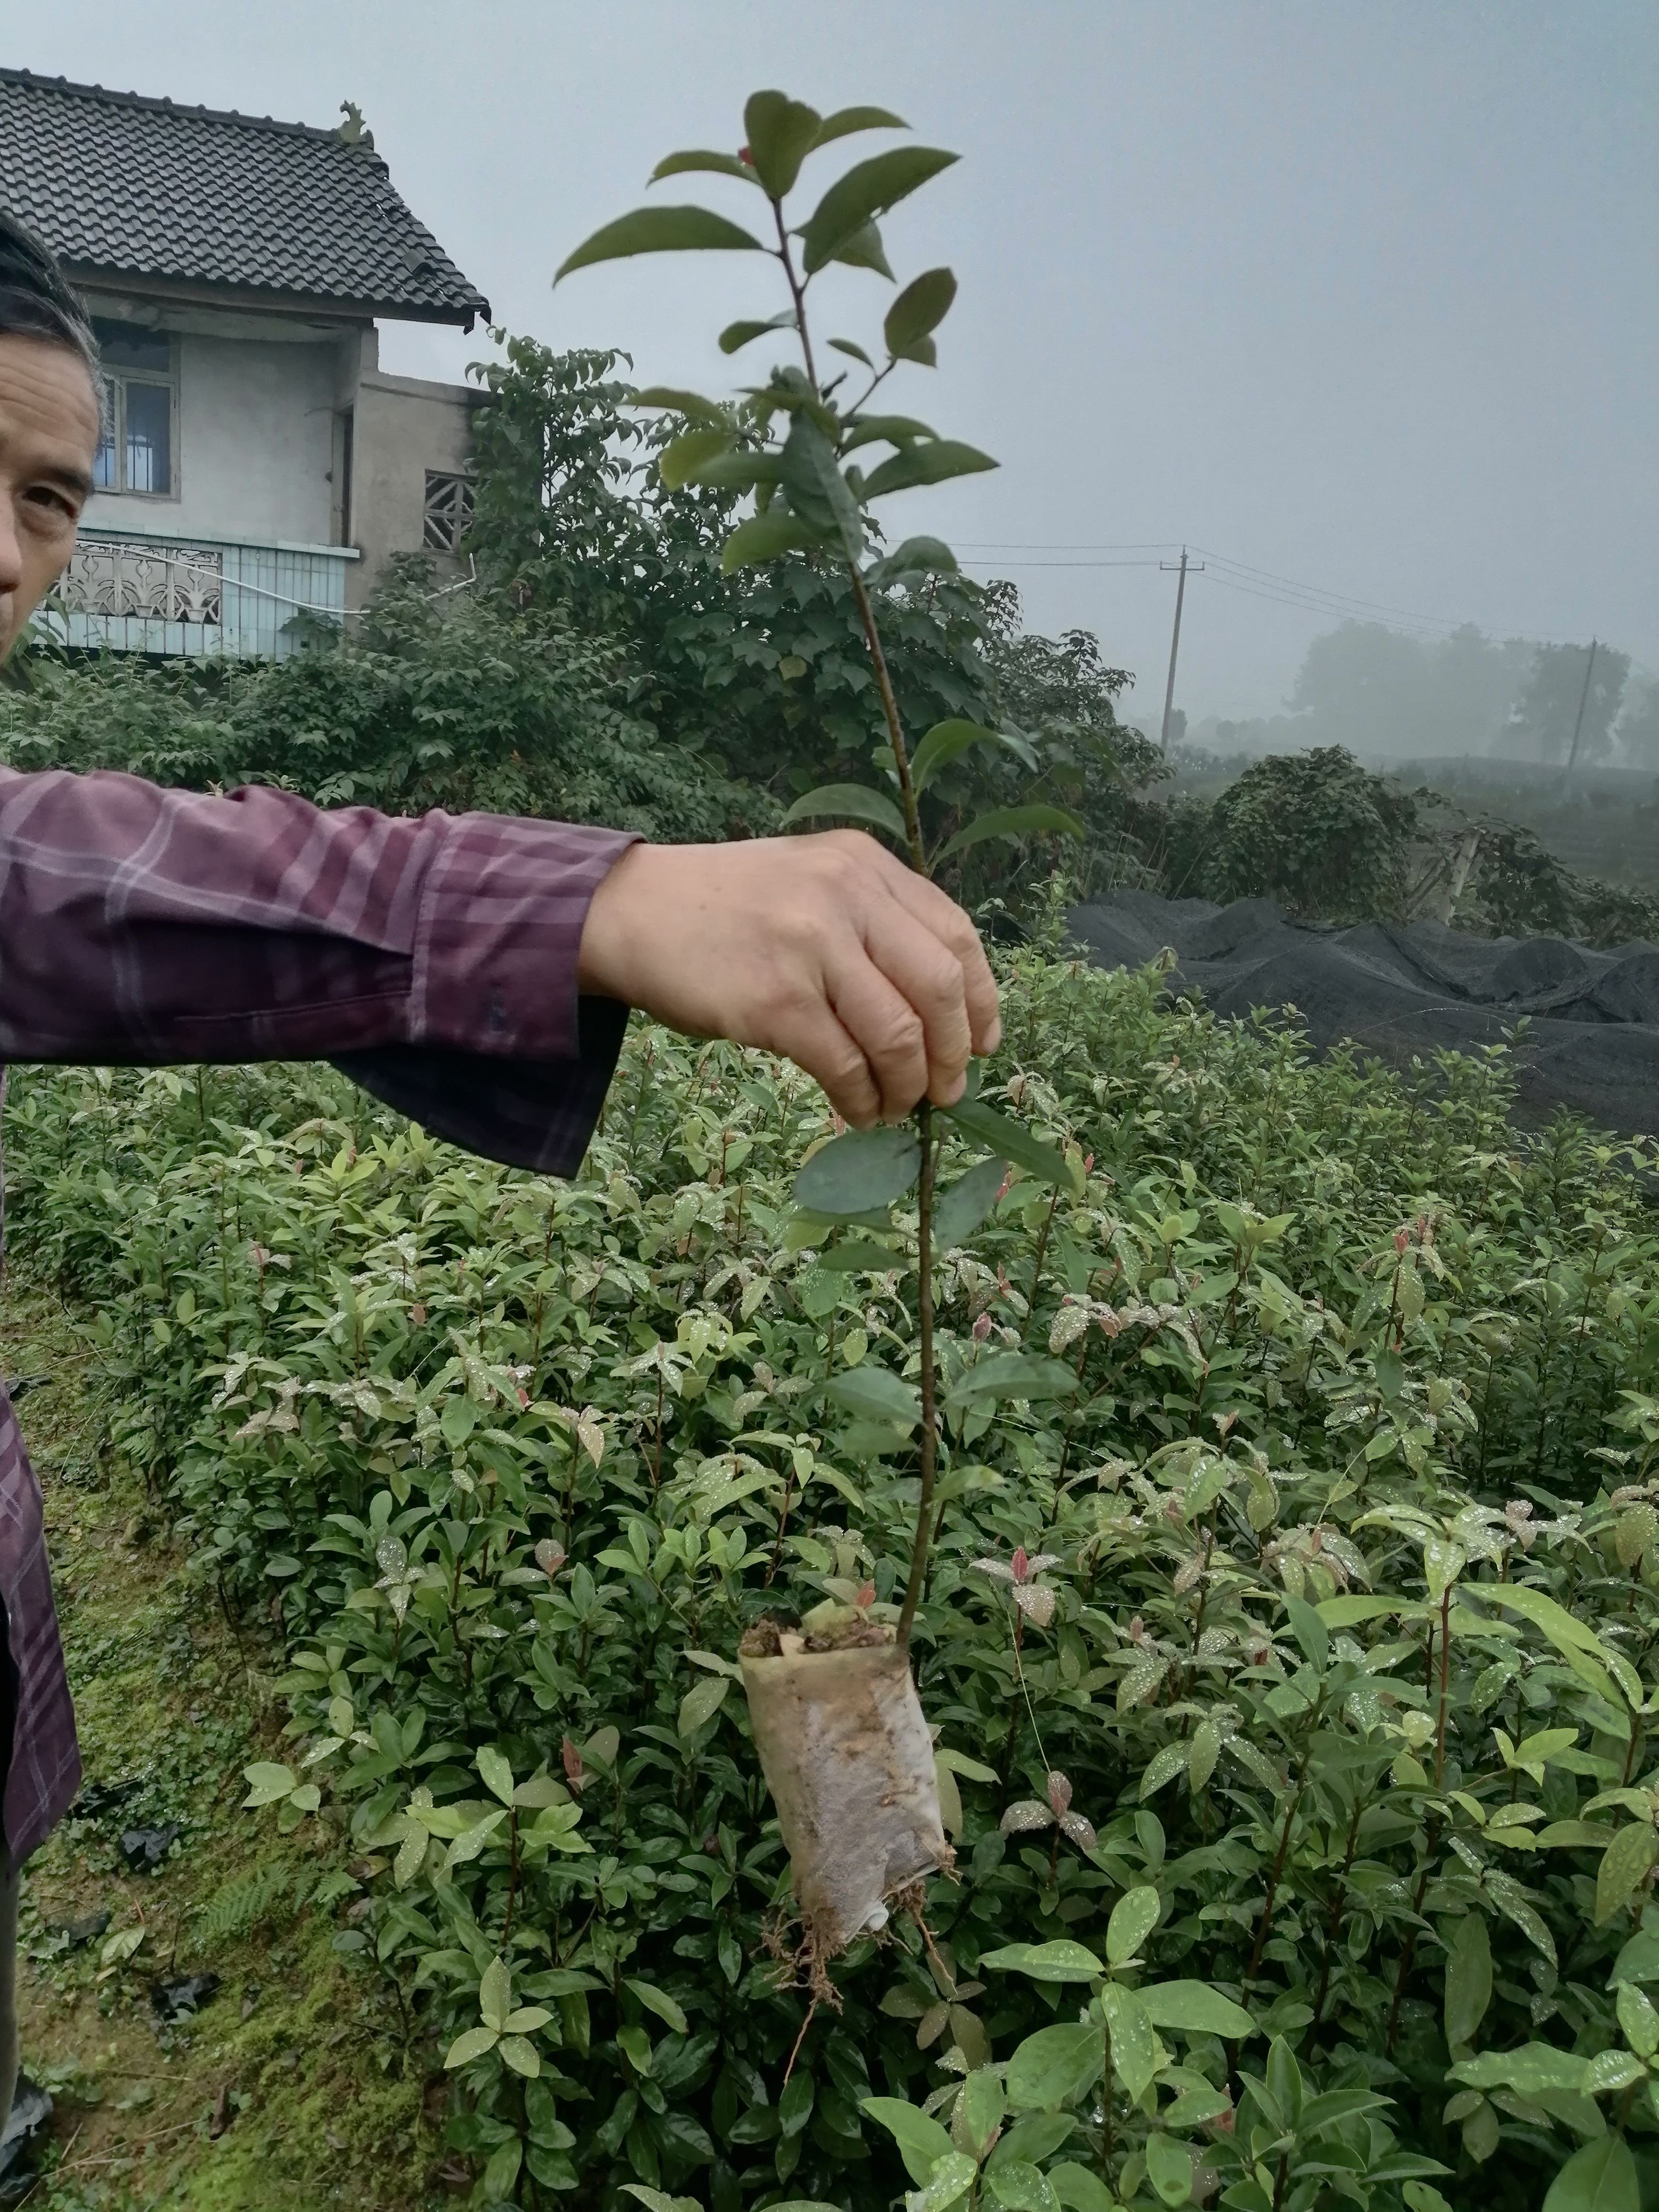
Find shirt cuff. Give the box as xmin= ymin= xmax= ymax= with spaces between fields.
xmin=409 ymin=814 xmax=641 ymax=1059
xmin=332 ymin=996 xmax=631 ymax=1175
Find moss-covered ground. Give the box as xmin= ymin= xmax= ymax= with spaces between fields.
xmin=2 ymin=1278 xmax=456 ymax=2209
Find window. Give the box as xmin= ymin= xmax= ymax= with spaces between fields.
xmin=91 ymin=320 xmax=177 ymax=497
xmin=423 ymin=469 xmax=474 ymax=553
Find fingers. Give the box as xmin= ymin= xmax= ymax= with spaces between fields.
xmin=856 ymin=892 xmax=974 ymax=1108
xmin=822 ymin=936 xmax=939 ymax=1121
xmin=879 ymin=863 xmax=1002 ymax=1055
xmin=768 ymin=995 xmax=883 ymax=1128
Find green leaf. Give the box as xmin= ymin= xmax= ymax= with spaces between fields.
xmin=1107 ymin=1884 xmax=1162 ymax=1966
xmin=781 ymin=412 xmax=866 ymax=559
xmin=623 ymin=2191 xmax=703 ymax=2212
xmin=828 ymin=337 xmax=876 ymax=366
xmin=479 ymin=1955 xmax=512 ymax=2034
xmin=1541 ymin=2134 xmax=1639 ymax=2212
xmin=812 ymin=105 xmax=908 ymax=148
xmin=498 ymin=2034 xmax=541 ymax=2078
xmin=795 ymin=1126 xmax=922 ymax=1213
xmin=659 ymin=426 xmax=734 ymax=490
xmin=650 ymin=149 xmax=762 ymax=186
xmin=626 ymin=1979 xmax=689 ymax=2036
xmin=1144 ymin=2133 xmax=1193 ymax=2208
xmin=940 ymin=1100 xmax=1073 ymax=1188
xmin=1049 ymin=2164 xmax=1118 ymax=2212
xmin=677 ymin=1674 xmax=730 ymax=1736
xmin=860 ymin=2097 xmax=954 ymax=2186
xmin=1283 ymin=1593 xmax=1329 ymax=1673
xmin=1099 ymin=1984 xmax=1160 ymax=2103
xmin=556 ymin=205 xmax=767 ymax=281
xmin=864 ymin=536 xmax=960 ymax=588
xmin=842 ymin=415 xmax=940 ymax=455
xmin=801 ymin=147 xmax=960 ymax=272
xmin=1005 ymin=2022 xmax=1103 ymax=2113
xmin=1138 ymin=1982 xmax=1256 ymax=2039
xmin=483 ymin=2139 xmax=524 ymax=2199
xmin=825 ymin=219 xmax=894 ymax=279
xmin=719 ymin=311 xmax=797 ymax=354
xmin=476 ymin=1745 xmax=516 ymax=1808
xmin=1139 ymin=1742 xmax=1190 ymax=1800
xmin=743 ymin=91 xmax=823 ymax=197
xmin=242 ymin=1762 xmax=296 ymax=1808
xmin=1617 ymin=1980 xmax=1659 ymax=2058
xmin=911 ymin=2154 xmax=977 ymax=2212
xmin=958 ymin=2070 xmax=1006 ymax=2155
xmin=1598 ymin=1823 xmax=1658 ymax=1924
xmin=445 ymin=2023 xmax=499 ymax=2069
xmin=1485 ymin=1582 xmax=1618 ymax=1662
xmin=1449 ymin=2045 xmax=1591 ymax=2095
xmin=1444 ymin=1912 xmax=1494 ymax=2051
xmin=933 ymin=1157 xmax=1009 ymax=1251
xmin=817 ymin=1238 xmax=905 ymax=1273
xmin=862 ymin=438 xmax=998 ymax=499
xmin=720 ymin=509 xmax=820 ymax=573
xmin=1610 ymin=1928 xmax=1659 ymax=1985
xmin=978 ymin=1940 xmax=1102 ymax=1984
xmin=617 ymin=2022 xmax=653 ymax=2074
xmin=945 ymin=1352 xmax=1080 ymax=1407
xmin=885 ymin=267 xmax=958 ymax=362
xmin=986 ymin=2161 xmax=1061 ymax=2212
xmin=674 ymin=449 xmax=783 ymax=492
xmin=628 ymin=385 xmax=728 ymax=424
xmin=823 ymin=1367 xmax=923 ymax=1429
xmin=936 ymin=805 xmax=1086 ymax=864
xmin=912 ymin=718 xmax=1035 ymax=795
xmin=780 ymin=781 xmax=908 ymax=841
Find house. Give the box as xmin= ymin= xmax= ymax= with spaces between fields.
xmin=0 ymin=67 xmax=490 ymax=657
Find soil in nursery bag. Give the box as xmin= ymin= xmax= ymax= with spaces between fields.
xmin=739 ymin=1620 xmax=951 ymax=1975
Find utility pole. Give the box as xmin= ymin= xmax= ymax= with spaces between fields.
xmin=1564 ymin=636 xmax=1598 ymax=775
xmin=1159 ymin=547 xmax=1204 ymax=751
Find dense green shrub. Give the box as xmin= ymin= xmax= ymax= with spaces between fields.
xmin=3 ymin=564 xmax=759 ymax=842
xmin=12 ymin=951 xmax=1659 ymax=2211
xmin=1173 ymin=750 xmax=1418 ymax=923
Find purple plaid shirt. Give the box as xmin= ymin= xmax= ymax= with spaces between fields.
xmin=0 ymin=766 xmax=637 ymax=1859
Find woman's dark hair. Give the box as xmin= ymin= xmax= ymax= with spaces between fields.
xmin=0 ymin=206 xmax=100 ymax=392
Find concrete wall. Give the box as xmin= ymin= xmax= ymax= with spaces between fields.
xmin=83 ymin=324 xmax=345 ymax=549
xmin=348 ymin=362 xmax=482 ymax=610
xmin=74 ymin=293 xmax=481 ymax=625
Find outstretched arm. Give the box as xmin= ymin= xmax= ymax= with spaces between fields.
xmin=0 ymin=768 xmax=999 ymax=1164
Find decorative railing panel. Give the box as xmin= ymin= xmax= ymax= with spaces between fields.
xmin=58 ymin=532 xmax=354 ymax=660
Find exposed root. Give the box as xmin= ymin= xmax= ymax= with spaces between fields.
xmin=782 ymin=1995 xmax=820 ymax=2086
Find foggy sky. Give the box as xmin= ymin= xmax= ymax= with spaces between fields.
xmin=13 ymin=2 xmax=1657 ymax=722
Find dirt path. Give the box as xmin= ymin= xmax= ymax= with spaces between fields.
xmin=2 ymin=1278 xmax=451 ymax=2209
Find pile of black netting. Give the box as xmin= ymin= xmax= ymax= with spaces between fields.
xmin=1067 ymin=893 xmax=1659 ymax=1136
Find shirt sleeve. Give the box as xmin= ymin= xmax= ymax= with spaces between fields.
xmin=0 ymin=766 xmax=641 ymax=1172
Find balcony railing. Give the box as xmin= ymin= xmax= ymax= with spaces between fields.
xmin=56 ymin=529 xmax=358 ymax=659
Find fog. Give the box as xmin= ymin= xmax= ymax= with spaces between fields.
xmin=13 ymin=1 xmax=1657 ymax=734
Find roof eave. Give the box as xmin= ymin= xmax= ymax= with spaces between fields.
xmin=63 ymin=262 xmax=490 ymax=331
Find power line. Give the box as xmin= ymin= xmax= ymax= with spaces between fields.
xmin=1196 ymin=567 xmax=1455 ymax=640
xmin=1188 ymin=547 xmax=1473 ymax=632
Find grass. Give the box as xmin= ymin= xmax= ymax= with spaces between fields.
xmin=1 ymin=1278 xmax=457 ymax=2209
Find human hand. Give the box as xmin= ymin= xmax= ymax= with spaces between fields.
xmin=576 ymin=831 xmax=1001 ymax=1126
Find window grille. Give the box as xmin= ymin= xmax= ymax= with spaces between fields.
xmin=91 ymin=320 xmax=178 ymax=498
xmin=423 ymin=470 xmax=474 ymax=554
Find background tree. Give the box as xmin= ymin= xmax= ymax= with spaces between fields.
xmin=1506 ymin=639 xmax=1630 ymax=765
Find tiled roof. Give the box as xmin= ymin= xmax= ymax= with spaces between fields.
xmin=0 ymin=68 xmax=489 ymax=325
